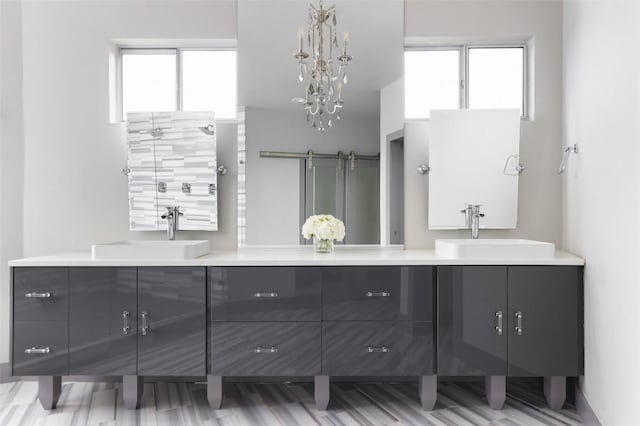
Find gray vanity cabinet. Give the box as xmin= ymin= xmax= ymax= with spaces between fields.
xmin=137 ymin=267 xmax=206 ymax=376
xmin=507 ymin=266 xmax=583 ymax=376
xmin=68 ymin=268 xmax=138 ymax=375
xmin=322 ymin=266 xmax=434 ymax=321
xmin=437 ymin=265 xmax=584 ymax=377
xmin=209 ymin=267 xmax=322 ymax=321
xmin=13 ymin=268 xmax=69 ymax=376
xmin=437 ymin=266 xmax=508 ymax=376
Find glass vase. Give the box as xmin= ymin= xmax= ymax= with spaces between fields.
xmin=313 ymin=237 xmax=334 ymax=253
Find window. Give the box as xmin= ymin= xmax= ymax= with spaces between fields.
xmin=120 ymin=48 xmax=237 ymax=120
xmin=405 ymin=45 xmax=527 ymax=119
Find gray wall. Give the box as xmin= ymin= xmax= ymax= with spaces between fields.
xmin=244 ymin=108 xmax=379 ymax=245
xmin=403 ymin=0 xmax=564 ymax=248
xmin=563 ymin=1 xmax=640 ymax=424
xmin=0 ymin=0 xmax=26 ymax=365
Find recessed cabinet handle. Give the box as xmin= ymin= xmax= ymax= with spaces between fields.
xmin=495 ymin=311 xmax=503 ymax=336
xmin=366 ymin=345 xmax=391 ymax=353
xmin=141 ymin=311 xmax=150 ymax=336
xmin=25 ymin=346 xmax=51 ymax=354
xmin=365 ymin=291 xmax=391 ymax=298
xmin=254 ymin=345 xmax=278 ymax=354
xmin=254 ymin=291 xmax=278 ymax=298
xmin=24 ymin=292 xmax=51 ymax=298
xmin=122 ymin=310 xmax=131 ymax=335
xmin=514 ymin=311 xmax=523 ymax=335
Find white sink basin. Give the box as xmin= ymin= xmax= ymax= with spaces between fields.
xmin=91 ymin=240 xmax=210 ymax=260
xmin=435 ymin=239 xmax=555 ymax=259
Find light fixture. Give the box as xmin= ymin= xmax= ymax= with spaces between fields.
xmin=293 ymin=0 xmax=352 ymax=132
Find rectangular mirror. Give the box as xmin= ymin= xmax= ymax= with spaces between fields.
xmin=127 ymin=111 xmax=218 ymax=231
xmin=428 ymin=109 xmax=521 ymax=229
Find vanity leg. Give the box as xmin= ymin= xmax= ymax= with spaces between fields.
xmin=314 ymin=375 xmax=330 ymax=410
xmin=485 ymin=376 xmax=506 ymax=410
xmin=38 ymin=376 xmax=61 ymax=410
xmin=544 ymin=376 xmax=566 ymax=410
xmin=419 ymin=375 xmax=437 ymax=410
xmin=122 ymin=376 xmax=142 ymax=410
xmin=207 ymin=375 xmax=223 ymax=409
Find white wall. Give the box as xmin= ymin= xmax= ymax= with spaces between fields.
xmin=245 ymin=108 xmax=379 ymax=245
xmin=1 ymin=0 xmax=237 ymax=363
xmin=563 ymin=1 xmax=640 ymax=423
xmin=404 ymin=0 xmax=564 ymax=248
xmin=0 ymin=0 xmax=25 ymax=365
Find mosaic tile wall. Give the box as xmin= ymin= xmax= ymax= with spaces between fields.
xmin=127 ymin=112 xmax=218 ymax=231
xmin=236 ymin=107 xmax=246 ymax=247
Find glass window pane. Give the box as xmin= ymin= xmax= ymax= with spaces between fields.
xmin=182 ymin=50 xmax=237 ymax=119
xmin=468 ymin=47 xmax=524 ymax=115
xmin=122 ymin=52 xmax=176 ymax=118
xmin=405 ymin=50 xmax=460 ymax=119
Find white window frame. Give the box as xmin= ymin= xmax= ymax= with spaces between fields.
xmin=117 ymin=47 xmax=238 ymax=122
xmin=405 ymin=43 xmax=529 ymax=119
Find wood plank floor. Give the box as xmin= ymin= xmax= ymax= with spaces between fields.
xmin=0 ymin=380 xmax=583 ymax=425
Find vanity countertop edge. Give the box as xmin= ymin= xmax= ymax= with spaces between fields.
xmin=8 ymin=247 xmax=585 ymax=267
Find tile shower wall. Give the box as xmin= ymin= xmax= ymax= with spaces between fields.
xmin=127 ymin=112 xmax=218 ymax=231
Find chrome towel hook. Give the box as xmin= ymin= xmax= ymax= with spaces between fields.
xmin=558 ymin=144 xmax=579 ymax=174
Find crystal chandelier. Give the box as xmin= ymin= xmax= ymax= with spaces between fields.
xmin=293 ymin=0 xmax=352 ymax=132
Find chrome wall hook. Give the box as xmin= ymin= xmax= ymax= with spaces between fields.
xmin=417 ymin=164 xmax=430 ymax=175
xmin=217 ymin=165 xmax=228 ymax=176
xmin=558 ymin=144 xmax=579 ymax=174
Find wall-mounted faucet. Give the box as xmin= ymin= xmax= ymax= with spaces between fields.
xmin=161 ymin=206 xmax=183 ymax=240
xmin=460 ymin=204 xmax=485 ymax=239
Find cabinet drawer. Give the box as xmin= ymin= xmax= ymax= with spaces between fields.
xmin=209 ymin=267 xmax=321 ymax=321
xmin=210 ymin=322 xmax=321 ymax=375
xmin=13 ymin=321 xmax=68 ymax=376
xmin=322 ymin=321 xmax=433 ymax=376
xmin=13 ymin=268 xmax=68 ymax=322
xmin=322 ymin=266 xmax=434 ymax=321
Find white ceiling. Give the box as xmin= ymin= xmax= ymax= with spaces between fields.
xmin=238 ymin=0 xmax=404 ymax=119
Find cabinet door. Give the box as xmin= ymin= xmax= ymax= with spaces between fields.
xmin=209 ymin=267 xmax=321 ymax=321
xmin=322 ymin=266 xmax=434 ymax=321
xmin=438 ymin=266 xmax=508 ymax=376
xmin=69 ymin=268 xmax=137 ymax=375
xmin=138 ymin=267 xmax=206 ymax=376
xmin=508 ymin=266 xmax=583 ymax=376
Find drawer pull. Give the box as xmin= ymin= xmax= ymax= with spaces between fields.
xmin=25 ymin=346 xmax=51 ymax=355
xmin=514 ymin=311 xmax=523 ymax=335
xmin=254 ymin=345 xmax=278 ymax=354
xmin=495 ymin=311 xmax=503 ymax=336
xmin=141 ymin=311 xmax=150 ymax=336
xmin=366 ymin=345 xmax=391 ymax=353
xmin=122 ymin=310 xmax=131 ymax=335
xmin=24 ymin=292 xmax=52 ymax=298
xmin=254 ymin=291 xmax=279 ymax=298
xmin=365 ymin=291 xmax=391 ymax=298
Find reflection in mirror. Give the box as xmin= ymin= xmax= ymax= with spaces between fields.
xmin=428 ymin=109 xmax=521 ymax=229
xmin=238 ymin=1 xmax=403 ymax=246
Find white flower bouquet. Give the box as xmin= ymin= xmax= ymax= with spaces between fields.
xmin=302 ymin=214 xmax=346 ymax=253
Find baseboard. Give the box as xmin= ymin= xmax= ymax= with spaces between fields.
xmin=576 ymin=384 xmax=601 ymax=426
xmin=0 ymin=362 xmax=16 ymax=384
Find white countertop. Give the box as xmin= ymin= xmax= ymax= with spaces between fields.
xmin=8 ymin=246 xmax=585 ymax=267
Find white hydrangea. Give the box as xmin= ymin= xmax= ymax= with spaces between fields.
xmin=302 ymin=214 xmax=345 ymax=241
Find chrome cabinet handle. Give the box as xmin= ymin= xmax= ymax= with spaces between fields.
xmin=514 ymin=311 xmax=523 ymax=335
xmin=254 ymin=345 xmax=278 ymax=354
xmin=122 ymin=310 xmax=131 ymax=335
xmin=365 ymin=291 xmax=391 ymax=298
xmin=495 ymin=311 xmax=503 ymax=336
xmin=25 ymin=346 xmax=51 ymax=354
xmin=254 ymin=291 xmax=278 ymax=298
xmin=25 ymin=292 xmax=51 ymax=298
xmin=366 ymin=345 xmax=391 ymax=353
xmin=141 ymin=311 xmax=150 ymax=336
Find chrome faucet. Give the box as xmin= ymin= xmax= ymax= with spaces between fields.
xmin=161 ymin=206 xmax=183 ymax=240
xmin=460 ymin=204 xmax=485 ymax=239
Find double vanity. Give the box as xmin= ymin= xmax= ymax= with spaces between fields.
xmin=8 ymin=243 xmax=584 ymax=413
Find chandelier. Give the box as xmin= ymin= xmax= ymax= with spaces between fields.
xmin=293 ymin=0 xmax=352 ymax=132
